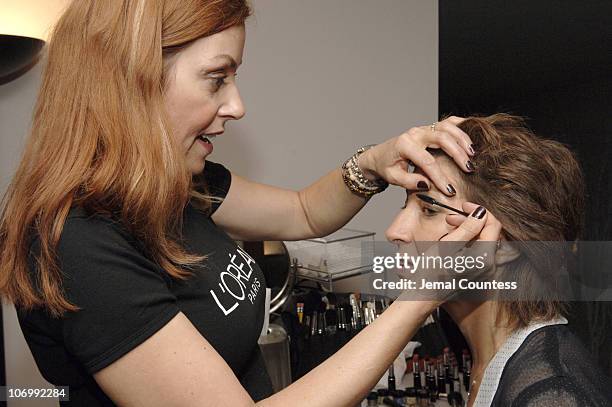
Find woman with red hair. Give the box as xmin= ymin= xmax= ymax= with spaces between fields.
xmin=0 ymin=1 xmax=488 ymax=405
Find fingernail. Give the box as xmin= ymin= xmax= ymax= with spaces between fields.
xmin=471 ymin=206 xmax=486 ymax=219
xmin=417 ymin=181 xmax=429 ymax=190
xmin=446 ymin=184 xmax=456 ymax=195
xmin=466 ymin=160 xmax=476 ymax=172
xmin=469 ymin=144 xmax=476 ymax=155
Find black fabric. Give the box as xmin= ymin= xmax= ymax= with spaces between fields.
xmin=17 ymin=161 xmax=273 ymax=406
xmin=201 ymin=159 xmax=232 ymax=214
xmin=491 ymin=324 xmax=612 ymax=407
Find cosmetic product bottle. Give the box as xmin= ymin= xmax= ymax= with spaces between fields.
xmin=393 ymin=389 xmax=406 ymax=405
xmin=310 ymin=311 xmax=318 ymax=337
xmin=447 ymin=366 xmax=455 ymax=394
xmin=463 ymin=358 xmax=471 ymax=392
xmin=443 ymin=348 xmax=453 ymax=394
xmin=447 ymin=391 xmax=464 ymax=407
xmin=377 ymin=389 xmax=389 ymax=405
xmin=303 ymin=315 xmax=311 ymax=339
xmin=388 ymin=364 xmax=396 ymax=392
xmin=337 ymin=306 xmax=347 ymax=331
xmin=416 ymin=388 xmax=428 ymax=406
xmin=323 ymin=295 xmax=337 ymax=335
xmin=405 ymin=387 xmax=417 ymax=407
xmin=363 ymin=301 xmax=375 ymax=326
xmin=425 ymin=359 xmax=437 ymax=400
xmin=296 ymin=302 xmax=304 ymax=324
xmin=382 ymin=397 xmax=402 ymax=407
xmin=366 ymin=391 xmax=378 ymax=407
xmin=324 ymin=306 xmax=337 ymax=335
xmin=437 ymin=357 xmax=446 ymax=396
xmin=443 ymin=347 xmax=451 ymax=377
xmin=452 ymin=362 xmax=460 ymax=391
xmin=461 ymin=349 xmax=470 ymax=373
xmin=316 ymin=309 xmax=326 ymax=336
xmin=429 ymin=386 xmax=437 ymax=404
xmin=349 ymin=294 xmax=362 ymax=330
xmin=412 ymin=354 xmax=421 ymax=389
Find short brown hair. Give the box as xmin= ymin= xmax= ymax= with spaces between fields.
xmin=454 ymin=114 xmax=585 ymax=329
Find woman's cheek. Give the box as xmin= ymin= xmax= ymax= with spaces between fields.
xmin=416 ymin=218 xmax=444 ymax=241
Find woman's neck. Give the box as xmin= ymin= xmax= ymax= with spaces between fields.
xmin=444 ymin=301 xmax=512 ymax=375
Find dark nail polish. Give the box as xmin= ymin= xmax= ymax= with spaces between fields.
xmin=417 ymin=181 xmax=429 ymax=190
xmin=472 ymin=206 xmax=486 ymax=219
xmin=446 ymin=184 xmax=456 ymax=195
xmin=469 ymin=144 xmax=476 ymax=154
xmin=466 ymin=160 xmax=476 ymax=172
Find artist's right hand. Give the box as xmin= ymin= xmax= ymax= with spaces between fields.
xmin=444 ymin=202 xmax=502 ymax=243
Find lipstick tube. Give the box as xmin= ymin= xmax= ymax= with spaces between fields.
xmin=412 ymin=354 xmax=421 ymax=389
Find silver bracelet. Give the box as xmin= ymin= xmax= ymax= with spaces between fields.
xmin=341 ymin=145 xmax=388 ymax=198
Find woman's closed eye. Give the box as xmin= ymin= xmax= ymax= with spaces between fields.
xmin=421 ymin=205 xmax=440 ymax=217
xmin=399 ymin=202 xmax=440 ymax=216
xmin=210 ymin=75 xmax=227 ymax=91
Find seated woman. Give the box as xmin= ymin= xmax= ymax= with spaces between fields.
xmin=385 ymin=114 xmax=612 ymax=406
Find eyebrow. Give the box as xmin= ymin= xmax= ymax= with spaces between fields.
xmin=203 ymin=54 xmax=240 ymax=72
xmin=406 ymin=188 xmax=449 ymax=203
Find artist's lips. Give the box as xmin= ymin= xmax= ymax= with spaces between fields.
xmin=196 ymin=136 xmax=214 ymax=154
xmin=194 ymin=132 xmax=222 ymax=154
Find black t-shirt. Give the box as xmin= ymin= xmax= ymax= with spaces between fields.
xmin=17 ymin=161 xmax=273 ymax=406
xmin=491 ymin=324 xmax=612 ymax=406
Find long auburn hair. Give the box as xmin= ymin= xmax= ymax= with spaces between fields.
xmin=0 ymin=0 xmax=251 ymax=317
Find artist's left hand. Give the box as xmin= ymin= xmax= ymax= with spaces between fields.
xmin=358 ymin=116 xmax=474 ymax=195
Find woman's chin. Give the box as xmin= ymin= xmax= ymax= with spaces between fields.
xmin=187 ymin=159 xmax=206 ymax=175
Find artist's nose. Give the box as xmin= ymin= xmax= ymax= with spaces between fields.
xmin=219 ymin=84 xmax=246 ymax=120
xmin=385 ymin=212 xmax=414 ymax=244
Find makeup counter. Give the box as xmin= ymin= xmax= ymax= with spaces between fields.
xmin=246 ymin=229 xmax=471 ymax=407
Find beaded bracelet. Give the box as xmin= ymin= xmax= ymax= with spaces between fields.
xmin=341 ymin=145 xmax=389 ymax=198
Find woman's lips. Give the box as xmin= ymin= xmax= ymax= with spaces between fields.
xmin=196 ymin=136 xmax=213 ymax=154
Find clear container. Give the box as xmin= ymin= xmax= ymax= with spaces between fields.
xmin=284 ymin=228 xmax=375 ymax=291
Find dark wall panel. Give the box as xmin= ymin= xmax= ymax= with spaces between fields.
xmin=439 ymin=0 xmax=612 ymax=375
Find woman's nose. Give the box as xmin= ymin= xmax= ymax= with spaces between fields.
xmin=385 ymin=216 xmax=413 ymax=244
xmin=221 ymin=85 xmax=245 ymax=120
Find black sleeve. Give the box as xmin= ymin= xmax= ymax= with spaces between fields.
xmin=56 ymin=215 xmax=181 ymax=374
xmin=513 ymin=377 xmax=607 ymax=407
xmin=202 ymin=160 xmax=232 ymax=215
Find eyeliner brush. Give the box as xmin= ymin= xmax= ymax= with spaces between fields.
xmin=416 ymin=194 xmax=469 ymax=216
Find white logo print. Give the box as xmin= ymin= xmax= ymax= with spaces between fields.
xmin=210 ymin=245 xmax=262 ymax=316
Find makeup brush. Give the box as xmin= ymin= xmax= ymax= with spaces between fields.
xmin=416 ymin=194 xmax=469 ymax=216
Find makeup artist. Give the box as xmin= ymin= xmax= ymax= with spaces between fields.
xmin=1 ymin=1 xmax=488 ymax=406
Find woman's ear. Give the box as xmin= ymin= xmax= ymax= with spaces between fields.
xmin=495 ymin=240 xmax=521 ymax=266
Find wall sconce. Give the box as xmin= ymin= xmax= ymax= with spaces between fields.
xmin=0 ymin=0 xmax=69 ymax=85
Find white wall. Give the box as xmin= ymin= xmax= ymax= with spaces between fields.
xmin=0 ymin=1 xmax=437 ymax=404
xmin=216 ymin=0 xmax=438 ymax=238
